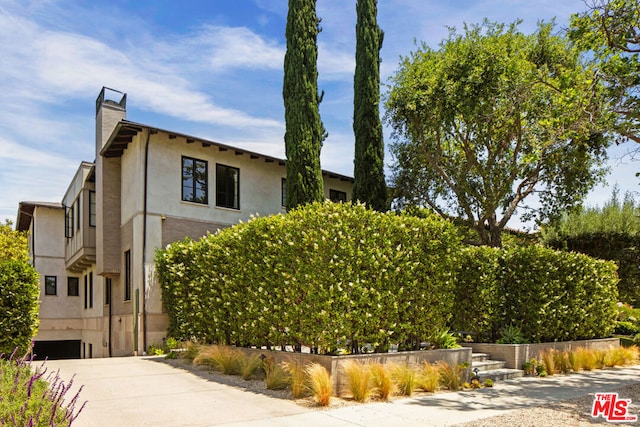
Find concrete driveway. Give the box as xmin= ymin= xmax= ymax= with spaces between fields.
xmin=44 ymin=356 xmax=640 ymax=427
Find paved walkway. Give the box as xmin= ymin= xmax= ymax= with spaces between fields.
xmin=44 ymin=357 xmax=640 ymax=427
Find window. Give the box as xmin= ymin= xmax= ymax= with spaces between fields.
xmin=84 ymin=275 xmax=88 ymax=308
xmin=89 ymin=191 xmax=96 ymax=227
xmin=45 ymin=276 xmax=57 ymax=295
xmin=124 ymin=250 xmax=131 ymax=301
xmin=216 ymin=164 xmax=239 ymax=209
xmin=65 ymin=206 xmax=74 ymax=238
xmin=76 ymin=199 xmax=80 ymax=230
xmin=281 ymin=178 xmax=287 ymax=207
xmin=329 ymin=189 xmax=347 ymax=203
xmin=67 ymin=277 xmax=79 ymax=296
xmin=182 ymin=156 xmax=208 ymax=204
xmin=105 ymin=278 xmax=112 ymax=305
xmin=89 ymin=272 xmax=93 ymax=308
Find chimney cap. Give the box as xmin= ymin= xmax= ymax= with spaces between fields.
xmin=96 ymin=87 xmax=126 ymax=115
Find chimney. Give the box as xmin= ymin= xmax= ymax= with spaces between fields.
xmin=95 ymin=87 xmax=127 ymax=153
xmin=95 ymin=87 xmax=125 ymax=278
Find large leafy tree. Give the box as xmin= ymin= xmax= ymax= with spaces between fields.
xmin=283 ymin=0 xmax=326 ymax=210
xmin=569 ymin=0 xmax=640 ymax=144
xmin=353 ymin=0 xmax=387 ymax=211
xmin=386 ymin=21 xmax=612 ymax=247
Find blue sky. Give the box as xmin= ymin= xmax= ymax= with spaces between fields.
xmin=1 ymin=0 xmax=637 ymax=229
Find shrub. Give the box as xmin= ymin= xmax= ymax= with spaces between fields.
xmin=429 ymin=329 xmax=461 ymax=349
xmin=157 ymin=201 xmax=461 ymax=352
xmin=263 ymin=358 xmax=290 ymax=390
xmin=342 ymin=361 xmax=374 ymax=402
xmin=240 ymin=354 xmax=264 ymax=381
xmin=540 ymin=349 xmax=556 ymax=375
xmin=283 ymin=360 xmax=308 ymax=398
xmin=614 ymin=321 xmax=640 ymax=336
xmin=496 ymin=324 xmax=527 ymax=344
xmin=497 ymin=246 xmax=618 ymax=343
xmin=391 ymin=364 xmax=418 ymax=396
xmin=451 ymin=246 xmax=500 ymax=342
xmin=0 ymin=260 xmax=40 ymax=356
xmin=305 ymin=363 xmax=331 ymax=406
xmin=437 ymin=361 xmax=467 ymax=391
xmin=0 ymin=350 xmax=85 ymax=426
xmin=370 ymin=363 xmax=395 ymax=400
xmin=417 ymin=361 xmax=440 ymax=393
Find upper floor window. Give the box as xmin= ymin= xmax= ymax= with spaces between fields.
xmin=45 ymin=276 xmax=57 ymax=296
xmin=330 ymin=189 xmax=347 ymax=203
xmin=182 ymin=156 xmax=208 ymax=204
xmin=281 ymin=178 xmax=287 ymax=207
xmin=216 ymin=164 xmax=239 ymax=209
xmin=65 ymin=206 xmax=74 ymax=238
xmin=75 ymin=198 xmax=80 ymax=230
xmin=89 ymin=191 xmax=96 ymax=227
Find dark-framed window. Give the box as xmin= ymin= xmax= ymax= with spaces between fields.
xmin=216 ymin=164 xmax=239 ymax=209
xmin=105 ymin=278 xmax=112 ymax=305
xmin=124 ymin=250 xmax=132 ymax=301
xmin=281 ymin=178 xmax=287 ymax=207
xmin=89 ymin=272 xmax=93 ymax=308
xmin=329 ymin=189 xmax=347 ymax=203
xmin=65 ymin=206 xmax=74 ymax=238
xmin=182 ymin=156 xmax=208 ymax=204
xmin=76 ymin=199 xmax=80 ymax=230
xmin=89 ymin=191 xmax=96 ymax=227
xmin=67 ymin=277 xmax=79 ymax=296
xmin=45 ymin=276 xmax=57 ymax=295
xmin=84 ymin=275 xmax=88 ymax=308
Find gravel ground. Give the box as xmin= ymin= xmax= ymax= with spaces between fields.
xmin=459 ymin=382 xmax=640 ymax=426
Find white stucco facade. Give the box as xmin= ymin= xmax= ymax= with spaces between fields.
xmin=18 ymin=87 xmax=355 ymax=359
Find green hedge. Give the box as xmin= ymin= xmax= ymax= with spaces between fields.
xmin=158 ymin=202 xmax=620 ymax=350
xmin=546 ymin=232 xmax=640 ymax=306
xmin=157 ymin=202 xmax=462 ymax=353
xmin=0 ymin=260 xmax=40 ymax=356
xmin=452 ymin=245 xmax=619 ymax=343
xmin=450 ymin=246 xmax=501 ymax=342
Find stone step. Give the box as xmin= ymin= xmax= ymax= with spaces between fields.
xmin=472 ymin=359 xmax=507 ymax=372
xmin=471 ymin=352 xmax=491 ymax=362
xmin=474 ymin=368 xmax=524 ymax=382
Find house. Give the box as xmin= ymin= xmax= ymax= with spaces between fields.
xmin=17 ymin=87 xmax=354 ymax=359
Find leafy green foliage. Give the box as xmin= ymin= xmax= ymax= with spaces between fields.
xmin=157 ymin=201 xmax=461 ymax=352
xmin=353 ymin=0 xmax=387 ymax=211
xmin=0 ymin=261 xmax=40 ymax=356
xmin=386 ymin=20 xmax=612 ymax=246
xmin=283 ymin=0 xmax=325 ymax=210
xmin=0 ymin=221 xmax=29 ymax=263
xmin=543 ymin=190 xmax=640 ymax=305
xmin=0 ymin=352 xmax=85 ymax=426
xmin=451 ymin=245 xmax=619 ymax=343
xmin=569 ymin=0 xmax=640 ymax=144
xmin=498 ymin=246 xmax=618 ymax=343
xmin=496 ymin=324 xmax=527 ymax=344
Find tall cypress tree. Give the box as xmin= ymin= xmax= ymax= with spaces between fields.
xmin=283 ymin=0 xmax=325 ymax=211
xmin=353 ymin=0 xmax=387 ymax=211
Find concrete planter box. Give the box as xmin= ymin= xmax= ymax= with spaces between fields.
xmin=463 ymin=338 xmax=620 ymax=370
xmin=237 ymin=347 xmax=472 ymax=394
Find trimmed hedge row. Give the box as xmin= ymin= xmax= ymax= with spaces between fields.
xmin=451 ymin=245 xmax=619 ymax=343
xmin=157 ymin=202 xmax=461 ymax=353
xmin=546 ymin=232 xmax=640 ymax=306
xmin=157 ymin=202 xmax=620 ymax=350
